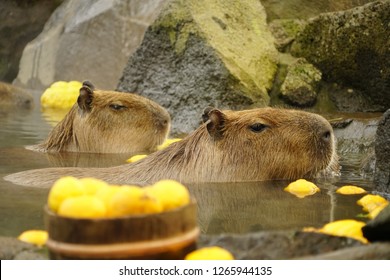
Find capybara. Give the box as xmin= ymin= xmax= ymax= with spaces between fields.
xmin=0 ymin=81 xmax=33 ymax=109
xmin=28 ymin=81 xmax=171 ymax=154
xmin=5 ymin=107 xmax=339 ymax=187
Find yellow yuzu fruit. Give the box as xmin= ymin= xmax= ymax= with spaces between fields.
xmin=126 ymin=154 xmax=148 ymax=163
xmin=357 ymin=194 xmax=388 ymax=212
xmin=48 ymin=176 xmax=85 ymax=212
xmin=284 ymin=179 xmax=320 ymax=198
xmin=18 ymin=230 xmax=48 ymax=247
xmin=58 ymin=195 xmax=106 ymax=218
xmin=185 ymin=246 xmax=234 ymax=260
xmin=318 ymin=219 xmax=368 ymax=243
xmin=146 ymin=180 xmax=190 ymax=211
xmin=336 ymin=185 xmax=367 ymax=195
xmin=79 ymin=177 xmax=109 ymax=195
xmin=108 ymin=186 xmax=163 ymax=217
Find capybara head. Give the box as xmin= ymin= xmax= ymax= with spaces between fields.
xmin=196 ymin=106 xmax=338 ymax=180
xmin=5 ymin=107 xmax=339 ymax=187
xmin=0 ymin=81 xmax=33 ymax=109
xmin=32 ymin=81 xmax=171 ymax=153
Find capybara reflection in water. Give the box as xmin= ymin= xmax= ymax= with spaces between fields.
xmin=0 ymin=81 xmax=33 ymax=109
xmin=6 ymin=107 xmax=339 ymax=187
xmin=28 ymin=81 xmax=171 ymax=154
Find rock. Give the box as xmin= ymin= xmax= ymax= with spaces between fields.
xmin=299 ymin=242 xmax=390 ymax=260
xmin=117 ymin=0 xmax=279 ymax=135
xmin=14 ymin=0 xmax=165 ymax=90
xmin=331 ymin=116 xmax=380 ymax=178
xmin=0 ymin=81 xmax=33 ymax=110
xmin=198 ymin=230 xmax=363 ymax=260
xmin=374 ymin=110 xmax=390 ymax=192
xmin=324 ymin=83 xmax=382 ymax=112
xmin=362 ymin=204 xmax=390 ymax=242
xmin=0 ymin=0 xmax=62 ymax=82
xmin=269 ymin=19 xmax=306 ymax=52
xmin=332 ymin=116 xmax=379 ymax=156
xmin=291 ymin=1 xmax=390 ymax=111
xmin=279 ymin=58 xmax=321 ymax=107
xmin=0 ymin=237 xmax=48 ymax=260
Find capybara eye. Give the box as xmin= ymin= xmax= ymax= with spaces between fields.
xmin=322 ymin=130 xmax=331 ymax=141
xmin=249 ymin=123 xmax=267 ymax=133
xmin=109 ymin=104 xmax=127 ymax=111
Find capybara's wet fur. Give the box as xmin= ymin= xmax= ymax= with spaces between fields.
xmin=0 ymin=81 xmax=33 ymax=109
xmin=28 ymin=81 xmax=171 ymax=154
xmin=5 ymin=107 xmax=339 ymax=187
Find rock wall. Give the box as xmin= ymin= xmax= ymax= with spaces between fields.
xmin=117 ymin=0 xmax=278 ymax=135
xmin=14 ymin=0 xmax=165 ymax=90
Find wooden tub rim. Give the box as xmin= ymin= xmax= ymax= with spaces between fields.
xmin=46 ymin=227 xmax=200 ymax=258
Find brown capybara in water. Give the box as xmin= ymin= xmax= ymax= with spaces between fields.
xmin=5 ymin=107 xmax=339 ymax=187
xmin=0 ymin=81 xmax=33 ymax=109
xmin=28 ymin=81 xmax=171 ymax=154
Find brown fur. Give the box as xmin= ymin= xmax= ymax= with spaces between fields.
xmin=0 ymin=81 xmax=33 ymax=109
xmin=28 ymin=82 xmax=171 ymax=154
xmin=5 ymin=107 xmax=339 ymax=187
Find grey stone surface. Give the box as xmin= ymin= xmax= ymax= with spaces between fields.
xmin=374 ymin=110 xmax=390 ymax=192
xmin=332 ymin=116 xmax=379 ymax=156
xmin=117 ymin=0 xmax=278 ymax=135
xmin=291 ymin=1 xmax=390 ymax=111
xmin=14 ymin=0 xmax=165 ymax=90
xmin=0 ymin=237 xmax=48 ymax=260
xmin=198 ymin=231 xmax=365 ymax=260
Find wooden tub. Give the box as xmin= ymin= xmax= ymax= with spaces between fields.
xmin=44 ymin=200 xmax=199 ymax=259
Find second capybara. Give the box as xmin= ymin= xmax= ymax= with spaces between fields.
xmin=0 ymin=81 xmax=33 ymax=109
xmin=6 ymin=107 xmax=339 ymax=187
xmin=28 ymin=81 xmax=171 ymax=154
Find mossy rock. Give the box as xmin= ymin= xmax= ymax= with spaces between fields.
xmin=118 ymin=0 xmax=279 ymax=135
xmin=280 ymin=58 xmax=322 ymax=107
xmin=291 ymin=1 xmax=390 ymax=111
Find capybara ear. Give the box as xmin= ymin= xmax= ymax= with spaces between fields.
xmin=202 ymin=106 xmax=215 ymax=123
xmin=205 ymin=108 xmax=226 ymax=140
xmin=77 ymin=86 xmax=94 ymax=112
xmin=82 ymin=80 xmax=95 ymax=91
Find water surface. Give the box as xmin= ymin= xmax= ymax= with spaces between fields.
xmin=0 ymin=98 xmax=378 ymax=237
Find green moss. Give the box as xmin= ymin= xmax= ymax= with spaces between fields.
xmin=279 ymin=19 xmax=305 ymax=38
xmin=152 ymin=0 xmax=279 ymax=104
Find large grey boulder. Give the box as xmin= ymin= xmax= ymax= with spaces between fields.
xmin=291 ymin=1 xmax=390 ymax=111
xmin=117 ymin=0 xmax=279 ymax=135
xmin=374 ymin=110 xmax=390 ymax=192
xmin=14 ymin=0 xmax=165 ymax=90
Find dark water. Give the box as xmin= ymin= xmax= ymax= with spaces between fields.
xmin=0 ymin=97 xmax=376 ymax=238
